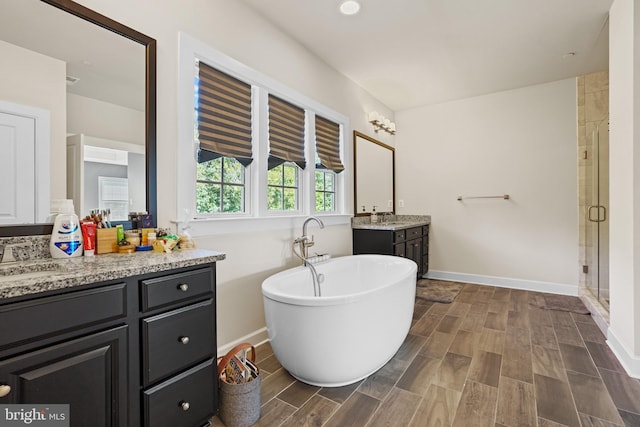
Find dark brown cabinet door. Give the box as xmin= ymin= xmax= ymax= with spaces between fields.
xmin=0 ymin=326 xmax=128 ymax=427
xmin=406 ymin=238 xmax=422 ymax=274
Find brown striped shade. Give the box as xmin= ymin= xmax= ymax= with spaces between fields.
xmin=197 ymin=62 xmax=253 ymax=165
xmin=315 ymin=115 xmax=344 ymax=173
xmin=268 ymin=94 xmax=306 ymax=169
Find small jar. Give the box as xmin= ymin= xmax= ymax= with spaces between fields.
xmin=125 ymin=230 xmax=141 ymax=247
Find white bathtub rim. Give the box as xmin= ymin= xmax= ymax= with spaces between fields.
xmin=261 ymin=254 xmax=417 ymax=307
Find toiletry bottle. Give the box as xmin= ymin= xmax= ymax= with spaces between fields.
xmin=371 ymin=206 xmax=378 ymax=223
xmin=50 ymin=199 xmax=83 ymax=258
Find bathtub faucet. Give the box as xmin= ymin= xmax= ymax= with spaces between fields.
xmin=296 ymin=216 xmax=325 ymax=260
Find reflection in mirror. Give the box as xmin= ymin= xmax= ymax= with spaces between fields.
xmin=0 ymin=0 xmax=156 ymax=235
xmin=354 ymin=131 xmax=395 ymax=216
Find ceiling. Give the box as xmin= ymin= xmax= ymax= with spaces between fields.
xmin=241 ymin=0 xmax=612 ymax=111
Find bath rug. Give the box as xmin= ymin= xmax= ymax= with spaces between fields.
xmin=533 ymin=293 xmax=590 ymax=314
xmin=415 ymin=279 xmax=464 ymax=303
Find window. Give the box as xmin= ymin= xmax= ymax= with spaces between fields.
xmin=197 ymin=157 xmax=245 ymax=213
xmin=315 ymin=170 xmax=335 ymax=212
xmin=268 ymin=162 xmax=299 ymax=211
xmin=179 ymin=33 xmax=350 ymax=233
xmin=267 ymin=95 xmax=305 ymax=212
xmin=195 ymin=61 xmax=252 ymax=215
xmin=314 ymin=115 xmax=344 ymax=213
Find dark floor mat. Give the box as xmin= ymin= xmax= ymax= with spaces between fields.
xmin=531 ymin=293 xmax=590 ymax=314
xmin=415 ymin=279 xmax=464 ymax=303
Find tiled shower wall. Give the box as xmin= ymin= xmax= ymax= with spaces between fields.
xmin=577 ymin=70 xmax=609 ymax=327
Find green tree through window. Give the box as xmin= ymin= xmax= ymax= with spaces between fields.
xmin=197 ymin=157 xmax=245 ymax=213
xmin=315 ymin=170 xmax=335 ymax=212
xmin=268 ymin=163 xmax=299 ymax=211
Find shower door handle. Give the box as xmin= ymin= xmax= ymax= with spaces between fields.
xmin=588 ymin=205 xmax=607 ymax=222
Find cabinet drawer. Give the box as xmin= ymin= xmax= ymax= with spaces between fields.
xmin=142 ymin=300 xmax=215 ymax=385
xmin=141 ymin=268 xmax=213 ymax=312
xmin=406 ymin=227 xmax=423 ymax=240
xmin=143 ymin=359 xmax=215 ymax=427
xmin=0 ymin=283 xmax=126 ymax=349
xmin=394 ymin=230 xmax=406 ymax=242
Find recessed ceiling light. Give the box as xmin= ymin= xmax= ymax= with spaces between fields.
xmin=339 ymin=0 xmax=360 ymax=15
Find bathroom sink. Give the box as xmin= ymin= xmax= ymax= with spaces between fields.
xmin=0 ymin=261 xmax=70 ymax=283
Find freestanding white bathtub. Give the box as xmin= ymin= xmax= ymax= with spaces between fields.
xmin=261 ymin=254 xmax=417 ymax=387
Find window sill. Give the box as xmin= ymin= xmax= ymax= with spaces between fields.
xmin=172 ymin=214 xmax=352 ymax=237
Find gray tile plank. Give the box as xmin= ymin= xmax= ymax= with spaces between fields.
xmin=358 ymin=357 xmax=409 ymax=400
xmin=567 ymin=371 xmax=624 ymax=425
xmin=277 ymin=380 xmax=320 ymax=408
xmin=448 ymin=329 xmax=480 ymax=357
xmin=534 ymin=373 xmax=581 ymax=427
xmin=579 ymin=412 xmax=625 ymax=427
xmin=435 ymin=352 xmax=472 ymax=392
xmin=318 ymin=380 xmax=362 ymax=404
xmin=397 ymin=354 xmax=441 ymax=395
xmin=410 ymin=384 xmax=461 ymax=427
xmin=261 ymin=368 xmax=296 ymax=404
xmin=532 ymin=344 xmax=567 ymax=381
xmin=280 ymin=395 xmax=338 ymax=427
xmin=599 ymin=368 xmax=640 ymax=415
xmin=496 ymin=376 xmax=537 ymax=427
xmin=437 ymin=314 xmax=463 ymax=334
xmin=559 ymin=343 xmax=599 ymax=376
xmin=254 ymin=398 xmax=296 ymax=427
xmin=420 ymin=330 xmax=456 ymax=359
xmin=467 ymin=351 xmax=502 ymax=388
xmin=410 ymin=313 xmax=444 ymax=337
xmin=323 ymin=392 xmax=379 ymax=427
xmin=452 ymin=380 xmax=498 ymax=427
xmin=502 ymin=326 xmax=533 ymax=383
xmin=367 ymin=387 xmax=422 ymax=427
xmin=585 ymin=341 xmax=625 ymax=372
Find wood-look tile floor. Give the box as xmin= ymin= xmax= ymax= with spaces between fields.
xmin=211 ymin=284 xmax=640 ymax=427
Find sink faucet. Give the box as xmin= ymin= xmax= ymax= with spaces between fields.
xmin=297 ymin=216 xmax=325 ymax=259
xmin=1 ymin=243 xmax=29 ymax=263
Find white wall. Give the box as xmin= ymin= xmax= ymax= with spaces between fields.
xmin=608 ymin=0 xmax=640 ymax=376
xmin=0 ymin=40 xmax=66 ymax=200
xmin=395 ymin=79 xmax=578 ymax=293
xmin=67 ymin=93 xmax=144 ymax=145
xmin=74 ymin=0 xmax=393 ymax=350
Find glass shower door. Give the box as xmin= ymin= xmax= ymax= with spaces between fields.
xmin=585 ymin=117 xmax=609 ymax=309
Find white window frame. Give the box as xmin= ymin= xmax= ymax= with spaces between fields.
xmin=178 ymin=32 xmax=350 ymax=235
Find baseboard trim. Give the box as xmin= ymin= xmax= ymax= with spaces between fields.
xmin=425 ymin=270 xmax=579 ymax=296
xmin=607 ymin=329 xmax=640 ymax=379
xmin=217 ymin=327 xmax=269 ymax=356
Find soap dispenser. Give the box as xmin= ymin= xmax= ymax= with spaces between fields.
xmin=49 ymin=199 xmax=83 ymax=258
xmin=371 ymin=206 xmax=378 ymax=223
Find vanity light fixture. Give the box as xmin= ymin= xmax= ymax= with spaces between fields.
xmin=339 ymin=0 xmax=361 ymax=15
xmin=368 ymin=111 xmax=396 ymax=135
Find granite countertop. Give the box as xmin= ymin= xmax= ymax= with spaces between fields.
xmin=0 ymin=249 xmax=226 ymax=300
xmin=351 ymin=214 xmax=431 ymax=231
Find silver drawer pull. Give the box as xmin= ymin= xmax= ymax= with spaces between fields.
xmin=179 ymin=336 xmax=190 ymax=345
xmin=179 ymin=401 xmax=190 ymax=411
xmin=178 ymin=283 xmax=189 ymax=292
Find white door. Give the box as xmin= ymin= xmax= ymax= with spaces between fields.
xmin=0 ymin=111 xmax=36 ymax=224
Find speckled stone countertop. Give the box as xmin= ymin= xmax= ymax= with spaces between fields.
xmin=351 ymin=214 xmax=431 ymax=231
xmin=0 ymin=249 xmax=226 ymax=300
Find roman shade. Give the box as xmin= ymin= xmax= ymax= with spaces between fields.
xmin=268 ymin=94 xmax=306 ymax=170
xmin=197 ymin=62 xmax=253 ymax=166
xmin=315 ymin=115 xmax=344 ymax=173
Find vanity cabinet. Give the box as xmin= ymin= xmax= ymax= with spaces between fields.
xmin=353 ymin=225 xmax=429 ymax=277
xmin=0 ymin=262 xmax=218 ymax=427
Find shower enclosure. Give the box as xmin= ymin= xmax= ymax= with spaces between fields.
xmin=584 ymin=117 xmax=609 ymax=309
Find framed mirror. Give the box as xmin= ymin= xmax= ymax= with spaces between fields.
xmin=353 ymin=130 xmax=395 ymax=216
xmin=0 ymin=0 xmax=156 ymax=237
